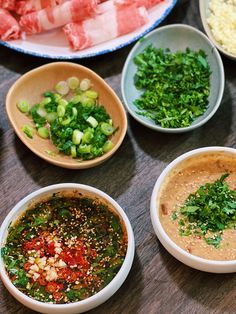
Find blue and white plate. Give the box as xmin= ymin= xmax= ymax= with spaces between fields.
xmin=0 ymin=0 xmax=177 ymax=59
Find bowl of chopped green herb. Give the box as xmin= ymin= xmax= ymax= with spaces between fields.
xmin=6 ymin=62 xmax=127 ymax=169
xmin=121 ymin=24 xmax=224 ymax=133
xmin=151 ymin=146 xmax=236 ymax=273
xmin=0 ymin=183 xmax=135 ymax=313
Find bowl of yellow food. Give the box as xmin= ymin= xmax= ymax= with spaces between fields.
xmin=6 ymin=62 xmax=127 ymax=169
xmin=151 ymin=146 xmax=236 ymax=273
xmin=199 ymin=0 xmax=236 ymax=60
xmin=0 ymin=183 xmax=135 ymax=313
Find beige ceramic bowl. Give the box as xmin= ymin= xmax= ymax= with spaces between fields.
xmin=6 ymin=62 xmax=127 ymax=169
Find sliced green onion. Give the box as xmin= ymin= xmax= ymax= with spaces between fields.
xmin=84 ymin=90 xmax=98 ymax=99
xmin=57 ymin=105 xmax=66 ymax=117
xmin=80 ymin=78 xmax=91 ymax=91
xmin=46 ymin=112 xmax=57 ymax=123
xmin=17 ymin=100 xmax=30 ymax=113
xmin=86 ymin=116 xmax=98 ymax=128
xmin=100 ymin=122 xmax=115 ymax=135
xmin=58 ymin=99 xmax=68 ymax=107
xmin=71 ymin=95 xmax=81 ymax=104
xmin=22 ymin=124 xmax=34 ymax=139
xmin=67 ymin=77 xmax=79 ymax=90
xmin=72 ymin=129 xmax=83 ymax=145
xmin=78 ymin=144 xmax=91 ymax=154
xmin=55 ymin=81 xmax=69 ymax=95
xmin=40 ymin=97 xmax=51 ymax=106
xmin=82 ymin=129 xmax=94 ymax=144
xmin=38 ymin=127 xmax=49 ymax=139
xmin=37 ymin=107 xmax=47 ymax=117
xmin=61 ymin=117 xmax=71 ymax=125
xmin=72 ymin=107 xmax=78 ymax=117
xmin=54 ymin=93 xmax=62 ymax=102
xmin=103 ymin=140 xmax=114 ymax=153
xmin=71 ymin=145 xmax=77 ymax=158
xmin=80 ymin=95 xmax=95 ymax=106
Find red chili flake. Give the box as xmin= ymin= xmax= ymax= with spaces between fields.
xmin=90 ymin=249 xmax=97 ymax=259
xmin=24 ymin=237 xmax=44 ymax=251
xmin=57 ymin=268 xmax=72 ymax=280
xmin=38 ymin=275 xmax=47 ymax=286
xmin=57 ymin=283 xmax=64 ymax=291
xmin=24 ymin=262 xmax=32 ymax=271
xmin=74 ymin=252 xmax=89 ymax=269
xmin=53 ymin=291 xmax=63 ymax=302
xmin=67 ymin=271 xmax=79 ymax=283
xmin=45 ymin=281 xmax=58 ymax=294
xmin=46 ymin=242 xmax=55 ymax=255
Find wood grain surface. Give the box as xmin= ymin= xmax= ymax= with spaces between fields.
xmin=0 ymin=1 xmax=236 ymax=313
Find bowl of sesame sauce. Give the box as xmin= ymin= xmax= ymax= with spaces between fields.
xmin=0 ymin=184 xmax=135 ymax=314
xmin=150 ymin=147 xmax=236 ymax=273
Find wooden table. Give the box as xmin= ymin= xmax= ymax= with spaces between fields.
xmin=1 ymin=1 xmax=236 ymax=313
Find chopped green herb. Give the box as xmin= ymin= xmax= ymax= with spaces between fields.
xmin=171 ymin=211 xmax=178 ymax=220
xmin=133 ymin=46 xmax=211 ymax=128
xmin=205 ymin=234 xmax=222 ymax=248
xmin=176 ymin=173 xmax=236 ymax=247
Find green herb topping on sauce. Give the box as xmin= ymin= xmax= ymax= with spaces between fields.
xmin=173 ymin=173 xmax=236 ymax=247
xmin=133 ymin=46 xmax=211 ymax=128
xmin=2 ymin=196 xmax=127 ymax=304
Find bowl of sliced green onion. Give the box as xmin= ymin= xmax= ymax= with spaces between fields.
xmin=6 ymin=62 xmax=127 ymax=169
xmin=121 ymin=24 xmax=225 ymax=133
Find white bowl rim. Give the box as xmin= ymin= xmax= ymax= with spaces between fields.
xmin=150 ymin=146 xmax=236 ymax=267
xmin=0 ymin=183 xmax=135 ymax=311
xmin=121 ymin=23 xmax=225 ymax=133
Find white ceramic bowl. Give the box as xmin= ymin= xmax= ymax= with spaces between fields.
xmin=150 ymin=147 xmax=236 ymax=273
xmin=121 ymin=24 xmax=225 ymax=133
xmin=0 ymin=184 xmax=135 ymax=314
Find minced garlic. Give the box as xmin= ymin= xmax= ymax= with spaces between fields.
xmin=207 ymin=0 xmax=236 ymax=55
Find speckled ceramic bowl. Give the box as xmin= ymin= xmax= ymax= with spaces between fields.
xmin=151 ymin=147 xmax=236 ymax=273
xmin=121 ymin=24 xmax=225 ymax=133
xmin=0 ymin=184 xmax=135 ymax=313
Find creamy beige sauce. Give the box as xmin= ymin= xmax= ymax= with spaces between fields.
xmin=158 ymin=152 xmax=236 ymax=261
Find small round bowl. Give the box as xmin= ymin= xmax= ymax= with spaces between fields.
xmin=199 ymin=0 xmax=236 ymax=61
xmin=121 ymin=24 xmax=225 ymax=133
xmin=150 ymin=147 xmax=236 ymax=273
xmin=0 ymin=184 xmax=135 ymax=314
xmin=6 ymin=62 xmax=127 ymax=169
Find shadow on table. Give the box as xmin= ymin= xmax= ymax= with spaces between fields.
xmin=13 ymin=131 xmax=136 ymax=199
xmin=1 ymin=280 xmax=34 ymax=314
xmin=129 ymin=81 xmax=233 ymax=164
xmin=0 ymin=43 xmax=131 ymax=79
xmin=158 ymin=242 xmax=236 ymax=313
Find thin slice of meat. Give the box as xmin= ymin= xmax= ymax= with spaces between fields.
xmin=16 ymin=0 xmax=68 ymax=15
xmin=116 ymin=0 xmax=165 ymax=9
xmin=19 ymin=0 xmax=98 ymax=35
xmin=0 ymin=0 xmax=16 ymax=11
xmin=63 ymin=5 xmax=148 ymax=51
xmin=97 ymin=0 xmax=164 ymax=15
xmin=0 ymin=8 xmax=21 ymax=40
